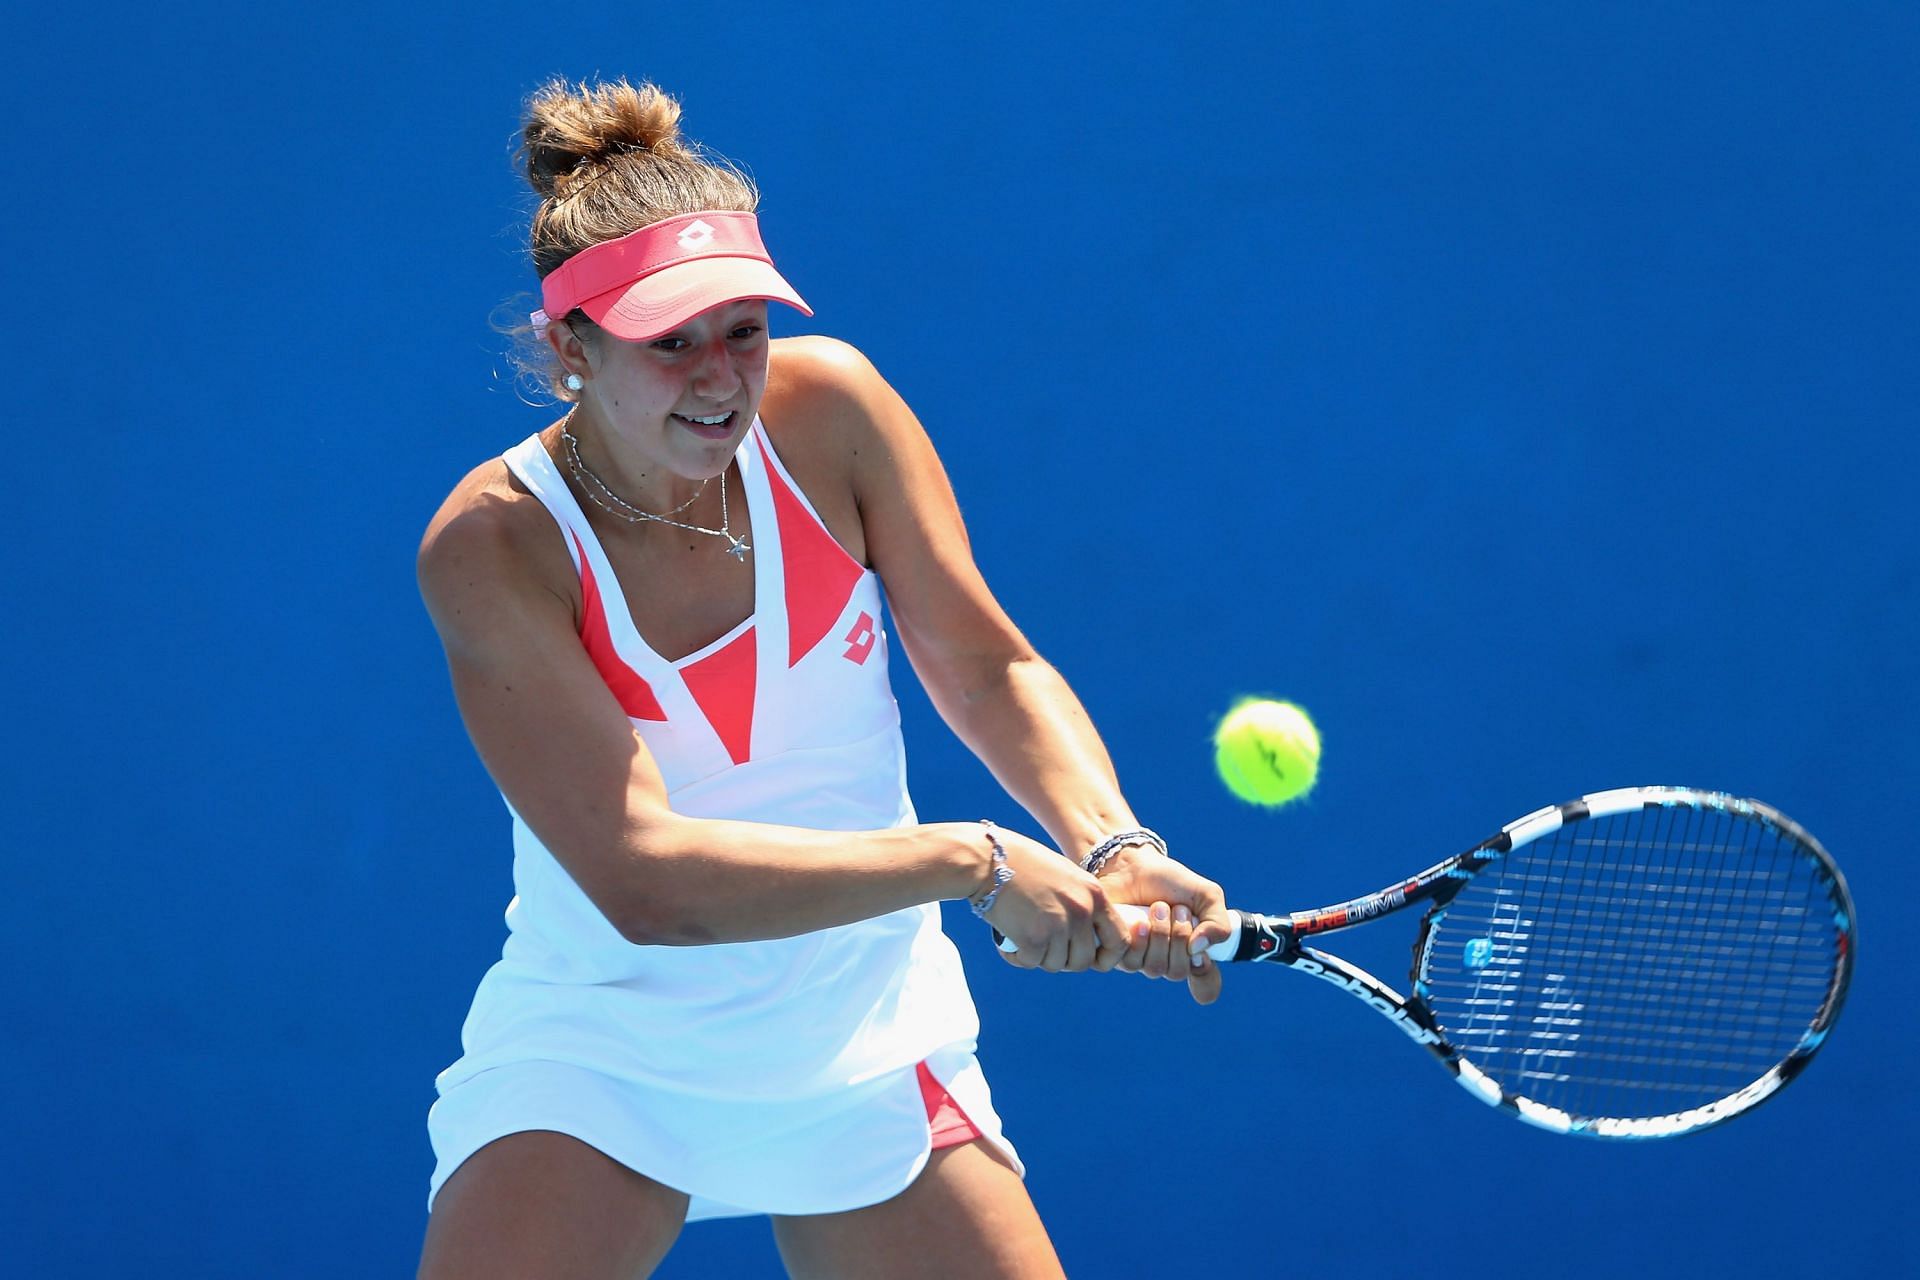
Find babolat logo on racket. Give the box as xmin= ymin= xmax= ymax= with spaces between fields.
xmin=1289 ymin=956 xmax=1443 ymax=1046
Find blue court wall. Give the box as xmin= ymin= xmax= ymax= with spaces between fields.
xmin=3 ymin=3 xmax=1915 ymax=1276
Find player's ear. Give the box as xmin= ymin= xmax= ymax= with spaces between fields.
xmin=546 ymin=315 xmax=596 ymax=380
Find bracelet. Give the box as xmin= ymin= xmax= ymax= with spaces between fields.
xmin=1079 ymin=827 xmax=1168 ymax=877
xmin=969 ymin=820 xmax=1014 ymax=919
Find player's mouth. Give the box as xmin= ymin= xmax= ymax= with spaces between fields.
xmin=672 ymin=410 xmax=738 ymax=440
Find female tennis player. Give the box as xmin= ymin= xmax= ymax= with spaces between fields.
xmin=415 ymin=78 xmax=1232 ymax=1279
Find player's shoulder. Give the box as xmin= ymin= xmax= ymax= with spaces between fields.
xmin=765 ymin=335 xmax=914 ymax=452
xmin=416 ymin=449 xmax=572 ymax=636
xmin=419 ymin=454 xmax=533 ymax=567
xmin=769 ymin=333 xmax=881 ymax=392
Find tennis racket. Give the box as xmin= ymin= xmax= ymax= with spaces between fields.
xmin=1003 ymin=786 xmax=1855 ymax=1138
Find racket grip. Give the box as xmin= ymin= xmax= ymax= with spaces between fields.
xmin=996 ymin=906 xmax=1243 ymax=960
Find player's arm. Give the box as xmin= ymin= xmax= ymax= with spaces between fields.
xmin=415 ymin=465 xmax=1115 ymax=963
xmin=779 ymin=339 xmax=1231 ymax=995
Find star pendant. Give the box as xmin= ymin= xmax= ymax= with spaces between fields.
xmin=726 ymin=537 xmax=750 ymax=562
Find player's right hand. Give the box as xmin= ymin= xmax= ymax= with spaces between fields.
xmin=981 ymin=829 xmax=1130 ymax=973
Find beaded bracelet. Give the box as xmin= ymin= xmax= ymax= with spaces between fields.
xmin=1079 ymin=827 xmax=1168 ymax=877
xmin=969 ymin=819 xmax=1015 ymax=919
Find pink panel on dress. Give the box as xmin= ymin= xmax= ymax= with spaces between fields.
xmin=681 ymin=627 xmax=758 ymax=765
xmin=756 ymin=433 xmax=864 ymax=667
xmin=917 ymin=1061 xmax=984 ymax=1149
xmin=571 ymin=532 xmax=668 ymax=721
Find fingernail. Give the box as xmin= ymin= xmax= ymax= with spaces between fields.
xmin=1174 ymin=905 xmax=1191 ymax=925
xmin=1192 ymin=952 xmax=1209 ymax=969
xmin=1133 ymin=921 xmax=1150 ymax=943
xmin=1152 ymin=903 xmax=1169 ymax=922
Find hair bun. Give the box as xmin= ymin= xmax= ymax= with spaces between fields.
xmin=521 ymin=78 xmax=688 ymax=199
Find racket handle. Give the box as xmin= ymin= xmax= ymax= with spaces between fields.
xmin=996 ymin=906 xmax=1243 ymax=960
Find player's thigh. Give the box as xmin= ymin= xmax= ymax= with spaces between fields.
xmin=417 ymin=1130 xmax=690 ymax=1280
xmin=770 ymin=1140 xmax=1064 ymax=1280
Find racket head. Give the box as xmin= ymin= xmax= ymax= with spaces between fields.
xmin=1412 ymin=787 xmax=1854 ymax=1139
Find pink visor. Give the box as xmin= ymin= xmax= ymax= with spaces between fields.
xmin=534 ymin=209 xmax=811 ymax=342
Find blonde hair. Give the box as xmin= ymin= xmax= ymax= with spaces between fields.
xmin=503 ymin=78 xmax=760 ymax=401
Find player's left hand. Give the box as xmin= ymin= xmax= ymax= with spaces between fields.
xmin=1093 ymin=846 xmax=1231 ymax=1005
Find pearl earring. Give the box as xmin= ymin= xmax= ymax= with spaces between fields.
xmin=563 ymin=373 xmax=584 ymax=392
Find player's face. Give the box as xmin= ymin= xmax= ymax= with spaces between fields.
xmin=584 ymin=299 xmax=770 ymax=480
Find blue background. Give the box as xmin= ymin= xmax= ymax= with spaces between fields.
xmin=4 ymin=2 xmax=1915 ymax=1275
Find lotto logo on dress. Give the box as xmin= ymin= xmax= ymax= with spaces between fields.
xmin=843 ymin=612 xmax=877 ymax=665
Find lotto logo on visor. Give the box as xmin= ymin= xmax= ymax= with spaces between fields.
xmin=677 ymin=219 xmax=717 ymax=250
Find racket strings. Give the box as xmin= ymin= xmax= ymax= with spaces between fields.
xmin=1419 ymin=802 xmax=1841 ymax=1123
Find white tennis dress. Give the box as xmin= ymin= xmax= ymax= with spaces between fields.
xmin=426 ymin=420 xmax=1019 ymax=1220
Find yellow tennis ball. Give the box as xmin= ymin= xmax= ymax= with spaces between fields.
xmin=1213 ymin=699 xmax=1321 ymax=808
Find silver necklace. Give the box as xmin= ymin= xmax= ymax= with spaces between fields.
xmin=561 ymin=424 xmax=707 ymax=519
xmin=560 ymin=419 xmax=751 ymax=562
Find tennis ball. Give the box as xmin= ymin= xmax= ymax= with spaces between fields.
xmin=1213 ymin=699 xmax=1321 ymax=808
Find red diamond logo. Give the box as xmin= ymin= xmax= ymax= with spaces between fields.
xmin=843 ymin=611 xmax=876 ymax=664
